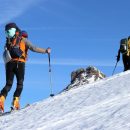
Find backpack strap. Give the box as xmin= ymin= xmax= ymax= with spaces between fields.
xmin=14 ymin=31 xmax=22 ymax=46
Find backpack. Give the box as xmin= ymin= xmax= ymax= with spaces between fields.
xmin=21 ymin=30 xmax=28 ymax=38
xmin=120 ymin=38 xmax=128 ymax=54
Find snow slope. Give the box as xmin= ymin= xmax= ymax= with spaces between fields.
xmin=1 ymin=71 xmax=130 ymax=130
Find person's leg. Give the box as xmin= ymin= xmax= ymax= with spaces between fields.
xmin=122 ymin=54 xmax=129 ymax=71
xmin=127 ymin=56 xmax=130 ymax=70
xmin=0 ymin=62 xmax=15 ymax=98
xmin=14 ymin=62 xmax=25 ymax=98
xmin=12 ymin=62 xmax=25 ymax=109
xmin=0 ymin=62 xmax=15 ymax=112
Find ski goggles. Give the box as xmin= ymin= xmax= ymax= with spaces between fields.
xmin=5 ymin=28 xmax=16 ymax=38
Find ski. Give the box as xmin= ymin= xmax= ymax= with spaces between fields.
xmin=0 ymin=111 xmax=11 ymax=116
xmin=0 ymin=104 xmax=30 ymax=117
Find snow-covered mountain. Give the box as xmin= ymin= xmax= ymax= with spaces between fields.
xmin=1 ymin=70 xmax=130 ymax=130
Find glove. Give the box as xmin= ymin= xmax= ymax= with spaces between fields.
xmin=116 ymin=55 xmax=120 ymax=62
xmin=46 ymin=47 xmax=51 ymax=54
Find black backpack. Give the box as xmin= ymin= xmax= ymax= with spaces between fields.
xmin=120 ymin=38 xmax=128 ymax=54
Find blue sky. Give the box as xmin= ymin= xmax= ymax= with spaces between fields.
xmin=0 ymin=0 xmax=130 ymax=111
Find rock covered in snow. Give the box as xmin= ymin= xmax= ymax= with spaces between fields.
xmin=63 ymin=66 xmax=106 ymax=91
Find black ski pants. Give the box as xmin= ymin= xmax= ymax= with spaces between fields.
xmin=122 ymin=54 xmax=130 ymax=71
xmin=0 ymin=61 xmax=25 ymax=98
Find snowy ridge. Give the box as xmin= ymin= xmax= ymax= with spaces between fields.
xmin=0 ymin=71 xmax=130 ymax=130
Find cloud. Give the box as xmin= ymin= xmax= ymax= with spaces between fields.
xmin=51 ymin=58 xmax=120 ymax=67
xmin=25 ymin=58 xmax=122 ymax=67
xmin=0 ymin=56 xmax=122 ymax=67
xmin=0 ymin=0 xmax=41 ymax=25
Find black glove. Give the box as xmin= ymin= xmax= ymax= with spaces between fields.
xmin=46 ymin=47 xmax=51 ymax=54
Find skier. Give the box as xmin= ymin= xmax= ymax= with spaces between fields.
xmin=117 ymin=36 xmax=130 ymax=71
xmin=0 ymin=23 xmax=51 ymax=112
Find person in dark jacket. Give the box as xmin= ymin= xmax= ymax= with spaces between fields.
xmin=117 ymin=37 xmax=130 ymax=71
xmin=0 ymin=23 xmax=51 ymax=112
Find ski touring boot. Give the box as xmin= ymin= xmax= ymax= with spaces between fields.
xmin=0 ymin=95 xmax=5 ymax=113
xmin=12 ymin=97 xmax=20 ymax=111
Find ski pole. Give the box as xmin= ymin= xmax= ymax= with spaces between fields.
xmin=112 ymin=61 xmax=118 ymax=76
xmin=48 ymin=53 xmax=54 ymax=97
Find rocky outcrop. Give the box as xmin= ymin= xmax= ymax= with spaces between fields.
xmin=63 ymin=66 xmax=106 ymax=92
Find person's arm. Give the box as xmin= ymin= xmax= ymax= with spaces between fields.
xmin=23 ymin=38 xmax=50 ymax=53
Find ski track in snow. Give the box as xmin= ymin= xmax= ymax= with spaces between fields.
xmin=0 ymin=71 xmax=130 ymax=130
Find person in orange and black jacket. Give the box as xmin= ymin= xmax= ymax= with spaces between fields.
xmin=0 ymin=23 xmax=51 ymax=112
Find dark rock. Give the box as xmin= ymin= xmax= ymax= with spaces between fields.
xmin=62 ymin=66 xmax=106 ymax=92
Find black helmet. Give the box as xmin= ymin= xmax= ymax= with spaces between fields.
xmin=5 ymin=22 xmax=20 ymax=31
